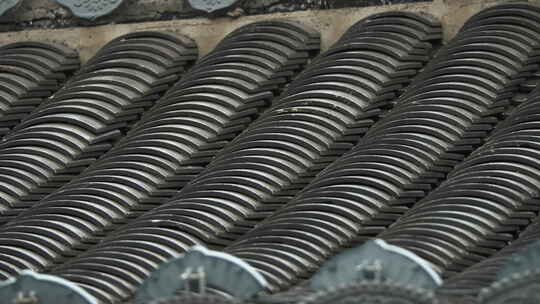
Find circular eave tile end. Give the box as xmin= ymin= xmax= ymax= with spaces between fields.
xmin=188 ymin=0 xmax=239 ymax=13
xmin=54 ymin=0 xmax=124 ymax=20
xmin=0 ymin=0 xmax=22 ymax=17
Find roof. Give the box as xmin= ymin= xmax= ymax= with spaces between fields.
xmin=0 ymin=2 xmax=538 ymax=304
